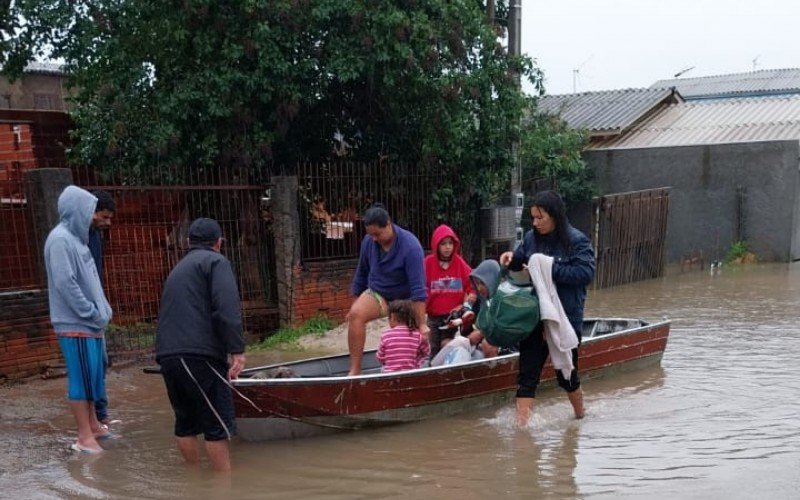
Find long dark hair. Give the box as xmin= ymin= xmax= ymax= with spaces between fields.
xmin=532 ymin=190 xmax=572 ymax=253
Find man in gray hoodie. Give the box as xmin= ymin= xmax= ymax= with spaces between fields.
xmin=45 ymin=185 xmax=114 ymax=454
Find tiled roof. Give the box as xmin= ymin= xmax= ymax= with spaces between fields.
xmin=588 ymin=95 xmax=800 ymax=150
xmin=536 ymin=88 xmax=681 ymax=137
xmin=651 ymin=68 xmax=800 ymax=100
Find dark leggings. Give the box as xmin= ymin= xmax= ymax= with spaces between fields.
xmin=517 ymin=323 xmax=581 ymax=398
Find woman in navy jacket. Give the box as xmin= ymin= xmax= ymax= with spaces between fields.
xmin=499 ymin=190 xmax=595 ymax=427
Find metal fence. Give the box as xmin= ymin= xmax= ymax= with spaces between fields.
xmin=3 ymin=159 xmax=455 ymax=359
xmin=592 ymin=187 xmax=670 ymax=289
xmin=0 ymin=164 xmax=39 ymax=290
xmin=296 ymin=161 xmax=450 ymax=261
xmin=72 ymin=164 xmax=277 ymax=356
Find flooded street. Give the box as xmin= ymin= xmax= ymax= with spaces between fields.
xmin=2 ymin=263 xmax=799 ymax=499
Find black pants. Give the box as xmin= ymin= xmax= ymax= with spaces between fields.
xmin=517 ymin=323 xmax=581 ymax=398
xmin=427 ymin=315 xmax=455 ymax=360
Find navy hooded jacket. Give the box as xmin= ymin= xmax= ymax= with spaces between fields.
xmin=508 ymin=225 xmax=595 ymax=337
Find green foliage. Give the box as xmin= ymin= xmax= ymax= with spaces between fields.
xmin=725 ymin=240 xmax=750 ymax=264
xmin=251 ymin=313 xmax=335 ymax=351
xmin=518 ymin=111 xmax=594 ymax=207
xmin=2 ymin=0 xmax=539 ymax=192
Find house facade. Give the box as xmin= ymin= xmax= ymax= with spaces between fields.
xmin=0 ymin=62 xmax=69 ymax=111
xmin=538 ymin=69 xmax=800 ymax=263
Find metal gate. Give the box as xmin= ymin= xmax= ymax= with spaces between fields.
xmin=592 ymin=187 xmax=670 ymax=289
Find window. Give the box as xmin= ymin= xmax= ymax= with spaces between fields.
xmin=33 ymin=94 xmax=56 ymax=110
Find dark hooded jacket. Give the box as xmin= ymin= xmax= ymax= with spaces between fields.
xmin=508 ymin=225 xmax=595 ymax=336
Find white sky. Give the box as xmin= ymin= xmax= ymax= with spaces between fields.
xmin=521 ymin=0 xmax=800 ymax=95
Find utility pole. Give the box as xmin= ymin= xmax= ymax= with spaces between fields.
xmin=508 ymin=0 xmax=522 ymax=199
xmin=507 ymin=1 xmax=523 ymax=247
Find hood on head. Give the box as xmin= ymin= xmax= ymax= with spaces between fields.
xmin=470 ymin=259 xmax=502 ymax=298
xmin=58 ymin=185 xmax=97 ymax=244
xmin=430 ymin=224 xmax=460 ymax=257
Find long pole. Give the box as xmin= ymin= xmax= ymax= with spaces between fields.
xmin=508 ymin=1 xmax=523 ymax=248
xmin=508 ymin=1 xmax=522 ymax=196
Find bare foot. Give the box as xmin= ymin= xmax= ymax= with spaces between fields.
xmin=515 ymin=397 xmax=534 ymax=428
xmin=73 ymin=439 xmax=103 ymax=454
xmin=568 ymin=388 xmax=585 ymax=419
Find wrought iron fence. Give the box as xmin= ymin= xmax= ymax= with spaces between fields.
xmin=296 ymin=161 xmax=451 ymax=261
xmin=0 ymin=162 xmax=40 ymax=291
xmin=72 ymin=163 xmax=277 ymax=357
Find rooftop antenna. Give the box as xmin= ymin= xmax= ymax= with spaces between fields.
xmin=572 ymin=55 xmax=594 ymax=93
xmin=674 ymin=66 xmax=695 ymax=78
xmin=752 ymin=55 xmax=760 ymax=71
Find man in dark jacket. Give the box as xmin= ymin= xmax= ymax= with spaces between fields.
xmin=155 ymin=217 xmax=245 ymax=472
xmin=88 ymin=190 xmax=116 ymax=426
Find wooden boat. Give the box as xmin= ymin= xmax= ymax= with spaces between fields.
xmin=233 ymin=317 xmax=670 ymax=441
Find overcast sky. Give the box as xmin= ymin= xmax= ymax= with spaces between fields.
xmin=521 ymin=0 xmax=800 ymax=95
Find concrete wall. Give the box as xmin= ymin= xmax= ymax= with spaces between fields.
xmin=0 ymin=73 xmax=69 ymax=111
xmin=585 ymin=140 xmax=800 ymax=263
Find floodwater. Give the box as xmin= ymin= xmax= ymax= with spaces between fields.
xmin=2 ymin=263 xmax=800 ymax=499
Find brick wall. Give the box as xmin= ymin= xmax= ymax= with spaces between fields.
xmin=0 ymin=289 xmax=61 ymax=381
xmin=291 ymin=259 xmax=357 ymax=324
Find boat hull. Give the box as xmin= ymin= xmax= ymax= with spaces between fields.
xmin=234 ymin=318 xmax=670 ymax=440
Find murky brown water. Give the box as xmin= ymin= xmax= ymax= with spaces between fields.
xmin=2 ymin=263 xmax=800 ymax=499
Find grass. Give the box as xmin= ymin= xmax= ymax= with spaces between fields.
xmin=105 ymin=322 xmax=157 ymax=351
xmin=725 ymin=240 xmax=750 ymax=264
xmin=251 ymin=313 xmax=336 ymax=351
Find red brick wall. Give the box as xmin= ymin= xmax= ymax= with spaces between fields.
xmin=291 ymin=259 xmax=357 ymax=324
xmin=0 ymin=290 xmax=61 ymax=381
xmin=1 ymin=111 xmax=72 ymax=291
xmin=0 ymin=110 xmax=71 ymax=169
xmin=0 ymin=123 xmax=35 ymax=175
xmin=102 ymin=191 xmax=186 ymax=324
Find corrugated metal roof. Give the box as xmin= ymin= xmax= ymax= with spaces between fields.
xmin=651 ymin=68 xmax=800 ymax=100
xmin=23 ymin=61 xmax=66 ymax=75
xmin=536 ymin=88 xmax=680 ymax=136
xmin=588 ymin=95 xmax=800 ymax=150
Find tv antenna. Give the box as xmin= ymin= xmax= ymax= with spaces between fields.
xmin=674 ymin=66 xmax=695 ymax=78
xmin=752 ymin=55 xmax=760 ymax=71
xmin=572 ymin=55 xmax=594 ymax=93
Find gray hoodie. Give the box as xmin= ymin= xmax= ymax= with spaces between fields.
xmin=469 ymin=259 xmax=502 ymax=299
xmin=44 ymin=186 xmax=112 ymax=336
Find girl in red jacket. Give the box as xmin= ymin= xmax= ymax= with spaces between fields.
xmin=424 ymin=224 xmax=475 ymax=359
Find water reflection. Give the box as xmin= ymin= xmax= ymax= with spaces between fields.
xmin=2 ymin=264 xmax=800 ymax=498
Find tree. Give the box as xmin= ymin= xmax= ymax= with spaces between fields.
xmin=518 ymin=110 xmax=593 ymax=207
xmin=2 ymin=0 xmax=540 ymax=198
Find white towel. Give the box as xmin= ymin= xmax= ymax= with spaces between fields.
xmin=527 ymin=254 xmax=579 ymax=380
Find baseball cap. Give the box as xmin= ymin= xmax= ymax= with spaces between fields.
xmin=188 ymin=217 xmax=223 ymax=245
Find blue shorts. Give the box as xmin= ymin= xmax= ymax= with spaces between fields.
xmin=58 ymin=336 xmax=106 ymax=402
xmin=159 ymin=356 xmax=236 ymax=442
